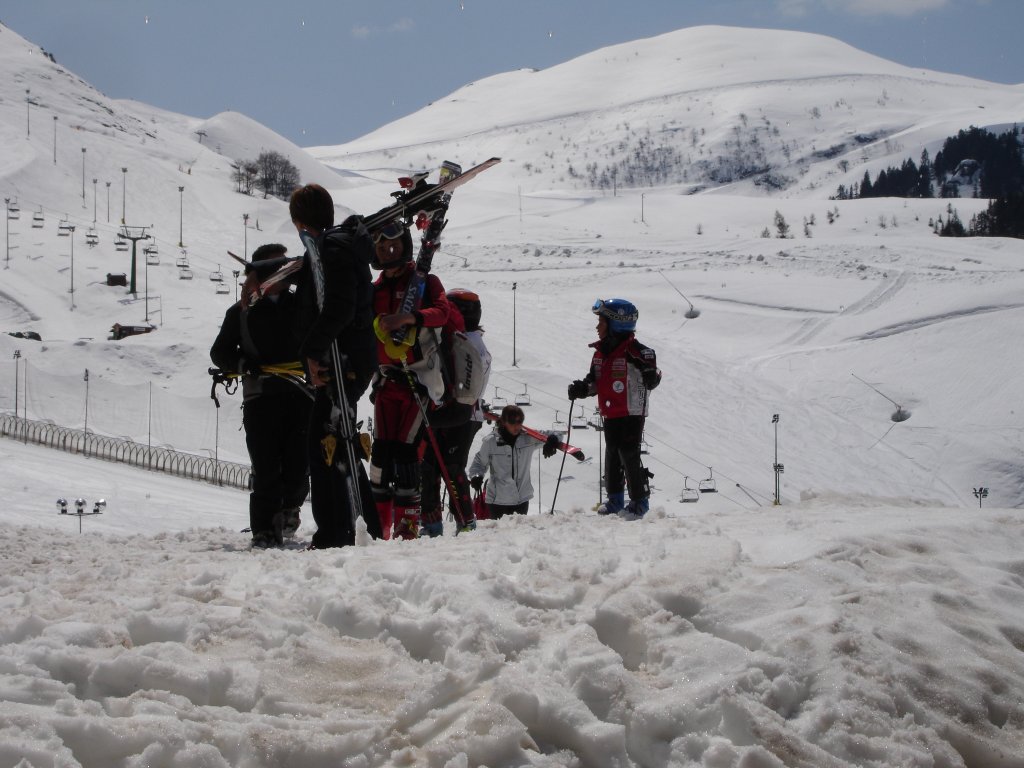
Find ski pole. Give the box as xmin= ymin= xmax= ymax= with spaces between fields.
xmin=549 ymin=400 xmax=574 ymax=514
xmin=400 ymin=364 xmax=472 ymax=532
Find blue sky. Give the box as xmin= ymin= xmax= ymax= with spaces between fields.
xmin=3 ymin=0 xmax=1019 ymax=147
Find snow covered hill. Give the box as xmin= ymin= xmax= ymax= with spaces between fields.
xmin=1 ymin=19 xmax=1024 ymax=767
xmin=312 ymin=25 xmax=1024 ymax=198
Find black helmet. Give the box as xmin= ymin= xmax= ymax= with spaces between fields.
xmin=370 ymin=220 xmax=414 ymax=270
xmin=447 ymin=288 xmax=481 ymax=331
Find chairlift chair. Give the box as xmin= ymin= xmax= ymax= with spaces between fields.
xmin=698 ymin=467 xmax=718 ymax=494
xmin=31 ymin=209 xmax=44 ymax=228
xmin=57 ymin=219 xmax=72 ymax=237
xmin=514 ymin=384 xmax=531 ymax=406
xmin=209 ymin=267 xmax=224 ymax=282
xmin=680 ymin=476 xmax=700 ymax=503
xmin=178 ymin=267 xmax=194 ymax=280
xmin=175 ymin=255 xmax=189 ymax=268
xmin=85 ymin=229 xmax=99 ymax=247
xmin=7 ymin=199 xmax=20 ymax=220
xmin=490 ymin=387 xmax=507 ymax=410
xmin=215 ymin=282 xmax=230 ymax=295
xmin=571 ymin=407 xmax=589 ymax=430
xmin=143 ymin=243 xmax=158 ymax=255
xmin=640 ymin=438 xmax=651 ymax=456
xmin=146 ymin=250 xmax=160 ymax=266
xmin=587 ymin=412 xmax=604 ymax=431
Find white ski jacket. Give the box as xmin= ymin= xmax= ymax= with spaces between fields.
xmin=469 ymin=427 xmax=541 ymax=506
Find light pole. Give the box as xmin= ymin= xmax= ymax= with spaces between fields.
xmin=973 ymin=487 xmax=989 ymax=508
xmin=3 ymin=196 xmax=9 ymax=269
xmin=67 ymin=224 xmax=77 ymax=310
xmin=25 ymin=89 xmax=30 ymax=137
xmin=772 ymin=413 xmax=784 ymax=506
xmin=83 ymin=369 xmax=90 ymax=436
xmin=81 ymin=148 xmax=86 ymax=203
xmin=105 ymin=182 xmax=111 ymax=223
xmin=53 ymin=115 xmax=57 ymax=163
xmin=232 ymin=269 xmax=240 ymax=302
xmin=121 ymin=167 xmax=127 ymax=223
xmin=178 ymin=186 xmax=185 ymax=247
xmin=242 ymin=213 xmax=249 ymax=256
xmin=641 ymin=192 xmax=645 ymax=224
xmin=512 ymin=282 xmax=518 ymax=367
xmin=12 ymin=350 xmax=20 ymax=418
xmin=92 ymin=179 xmax=97 ymax=223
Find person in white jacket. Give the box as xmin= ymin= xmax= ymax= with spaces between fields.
xmin=469 ymin=404 xmax=558 ymax=518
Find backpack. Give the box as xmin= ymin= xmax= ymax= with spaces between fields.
xmin=421 ymin=315 xmax=487 ymax=429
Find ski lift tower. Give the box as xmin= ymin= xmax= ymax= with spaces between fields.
xmin=120 ymin=225 xmax=151 ymax=298
xmin=772 ymin=414 xmax=783 ymax=506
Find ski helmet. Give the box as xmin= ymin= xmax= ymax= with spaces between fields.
xmin=446 ymin=288 xmax=482 ymax=331
xmin=370 ymin=220 xmax=414 ymax=270
xmin=592 ymin=298 xmax=638 ymax=333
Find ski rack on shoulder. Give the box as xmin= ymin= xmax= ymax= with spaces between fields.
xmin=481 ymin=407 xmax=586 ymax=462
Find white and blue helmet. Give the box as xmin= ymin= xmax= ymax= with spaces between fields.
xmin=592 ymin=298 xmax=638 ymax=333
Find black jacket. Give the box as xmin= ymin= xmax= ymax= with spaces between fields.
xmin=294 ymin=219 xmax=376 ymax=370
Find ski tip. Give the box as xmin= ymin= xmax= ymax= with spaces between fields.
xmin=572 ymin=451 xmax=586 ymax=462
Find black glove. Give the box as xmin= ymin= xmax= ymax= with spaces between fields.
xmin=642 ymin=368 xmax=661 ymax=390
xmin=543 ymin=433 xmax=560 ymax=458
xmin=239 ymin=357 xmax=260 ymax=376
xmin=567 ymin=380 xmax=589 ymax=401
xmin=470 ymin=476 xmax=484 ymax=492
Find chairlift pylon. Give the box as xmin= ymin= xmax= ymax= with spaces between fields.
xmin=698 ymin=466 xmax=718 ymax=493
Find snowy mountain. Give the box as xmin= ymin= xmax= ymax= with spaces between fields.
xmin=1 ymin=20 xmax=1024 ymax=767
xmin=311 ymin=25 xmax=1024 ymax=198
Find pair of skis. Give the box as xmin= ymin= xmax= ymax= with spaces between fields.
xmin=481 ymin=408 xmax=586 ymax=462
xmin=230 ymin=156 xmax=502 ymax=310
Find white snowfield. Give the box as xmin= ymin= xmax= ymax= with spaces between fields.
xmin=0 ymin=21 xmax=1022 ymax=768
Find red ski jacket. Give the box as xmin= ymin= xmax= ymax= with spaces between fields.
xmin=372 ymin=263 xmax=450 ymax=366
xmin=586 ymin=334 xmax=660 ymax=419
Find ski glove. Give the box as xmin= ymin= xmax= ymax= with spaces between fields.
xmin=567 ymin=380 xmax=590 ymax=401
xmin=642 ymin=367 xmax=661 ymax=390
xmin=470 ymin=476 xmax=484 ymax=492
xmin=543 ymin=433 xmax=560 ymax=458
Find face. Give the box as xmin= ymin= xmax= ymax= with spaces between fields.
xmin=596 ymin=315 xmax=609 ymax=340
xmin=501 ymin=413 xmax=524 ymax=434
xmin=375 ymin=235 xmax=405 ymax=272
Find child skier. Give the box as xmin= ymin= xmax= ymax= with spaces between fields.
xmin=567 ymin=298 xmax=661 ymax=519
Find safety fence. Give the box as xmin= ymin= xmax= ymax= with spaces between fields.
xmin=0 ymin=414 xmax=251 ymax=491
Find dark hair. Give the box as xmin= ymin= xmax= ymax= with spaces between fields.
xmin=251 ymin=243 xmax=287 ymax=262
xmin=500 ymin=404 xmax=525 ymax=423
xmin=289 ymin=184 xmax=334 ymax=232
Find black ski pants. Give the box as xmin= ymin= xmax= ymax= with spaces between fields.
xmin=307 ymin=370 xmax=377 ymax=548
xmin=242 ymin=388 xmax=312 ymax=540
xmin=603 ymin=415 xmax=649 ymax=501
xmin=421 ymin=419 xmax=481 ymax=528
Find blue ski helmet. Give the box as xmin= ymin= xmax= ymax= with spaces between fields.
xmin=592 ymin=298 xmax=638 ymax=333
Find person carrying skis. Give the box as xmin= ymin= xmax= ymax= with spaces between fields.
xmin=420 ymin=289 xmax=493 ymax=536
xmin=210 ymin=243 xmax=311 ymax=549
xmin=368 ymin=220 xmax=451 ymax=540
xmin=469 ymin=405 xmax=559 ymax=518
xmin=568 ymin=298 xmax=661 ymax=519
xmin=289 ymin=184 xmax=378 ymax=548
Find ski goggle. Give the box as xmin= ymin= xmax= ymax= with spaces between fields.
xmin=592 ymin=299 xmax=638 ymax=322
xmin=372 ymin=221 xmax=405 ymax=244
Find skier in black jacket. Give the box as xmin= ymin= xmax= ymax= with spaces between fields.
xmin=289 ymin=184 xmax=379 ymax=547
xmin=210 ymin=243 xmax=311 ymax=549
